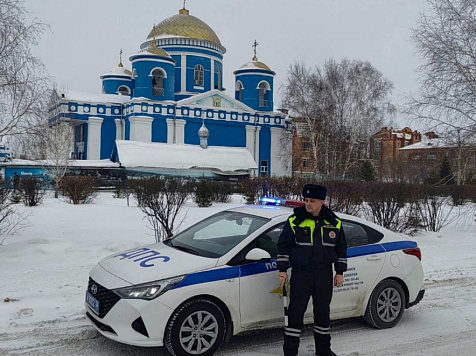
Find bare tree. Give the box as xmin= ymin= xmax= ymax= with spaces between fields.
xmin=283 ymin=59 xmax=395 ymax=179
xmin=417 ymin=188 xmax=456 ymax=232
xmin=41 ymin=119 xmax=74 ymax=198
xmin=130 ymin=177 xmax=190 ymax=242
xmin=0 ymin=180 xmax=31 ymax=244
xmin=406 ymin=0 xmax=476 ymax=136
xmin=14 ymin=88 xmax=74 ymax=197
xmin=444 ymin=129 xmax=476 ymax=185
xmin=0 ymin=0 xmax=49 ymax=136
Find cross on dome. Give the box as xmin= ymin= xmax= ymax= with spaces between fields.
xmin=252 ymin=39 xmax=259 ymax=61
xmin=179 ymin=0 xmax=190 ymax=14
xmin=118 ymin=48 xmax=123 ymax=67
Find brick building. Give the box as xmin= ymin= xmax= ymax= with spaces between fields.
xmin=291 ymin=119 xmax=316 ymax=176
xmin=369 ymin=127 xmax=422 ymax=180
xmin=397 ymin=132 xmax=476 ymax=183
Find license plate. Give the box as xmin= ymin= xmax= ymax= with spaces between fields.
xmin=86 ymin=290 xmax=100 ymax=315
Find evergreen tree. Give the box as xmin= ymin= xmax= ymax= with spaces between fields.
xmin=439 ymin=155 xmax=454 ymax=185
xmin=360 ymin=160 xmax=377 ymax=182
xmin=194 ymin=179 xmax=213 ymax=207
xmin=423 ymin=170 xmax=440 ymax=185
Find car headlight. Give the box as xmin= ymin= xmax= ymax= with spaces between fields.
xmin=113 ymin=275 xmax=186 ymax=300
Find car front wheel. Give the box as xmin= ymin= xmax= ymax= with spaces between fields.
xmin=165 ymin=298 xmax=226 ymax=356
xmin=364 ymin=279 xmax=406 ymax=329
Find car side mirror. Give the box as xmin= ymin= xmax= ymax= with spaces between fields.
xmin=245 ymin=248 xmax=272 ymax=262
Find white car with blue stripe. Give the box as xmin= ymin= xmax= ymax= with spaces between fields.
xmin=85 ymin=203 xmax=425 ymax=356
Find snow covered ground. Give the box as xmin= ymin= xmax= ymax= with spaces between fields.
xmin=0 ymin=193 xmax=475 ymax=356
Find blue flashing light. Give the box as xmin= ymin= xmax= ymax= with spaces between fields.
xmin=259 ymin=197 xmax=282 ymax=205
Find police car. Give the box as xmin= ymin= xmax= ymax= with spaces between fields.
xmin=85 ymin=199 xmax=425 ymax=356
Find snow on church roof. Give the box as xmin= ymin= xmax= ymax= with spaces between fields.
xmin=115 ymin=140 xmax=257 ymax=172
xmin=100 ymin=66 xmax=132 ymax=78
xmin=238 ymin=61 xmax=273 ymax=72
xmin=65 ymin=90 xmax=131 ymax=104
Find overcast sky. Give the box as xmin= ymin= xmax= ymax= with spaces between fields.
xmin=24 ymin=0 xmax=429 ymax=127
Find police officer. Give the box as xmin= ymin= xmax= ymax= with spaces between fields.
xmin=277 ymin=184 xmax=347 ymax=356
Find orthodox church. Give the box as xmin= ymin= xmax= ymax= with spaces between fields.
xmin=55 ymin=4 xmax=291 ymax=178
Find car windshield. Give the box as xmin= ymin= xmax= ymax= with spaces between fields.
xmin=166 ymin=211 xmax=270 ymax=258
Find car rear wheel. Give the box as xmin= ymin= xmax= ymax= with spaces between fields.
xmin=364 ymin=279 xmax=406 ymax=329
xmin=165 ymin=298 xmax=226 ymax=356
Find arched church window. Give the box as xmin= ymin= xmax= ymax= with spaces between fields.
xmin=132 ymin=68 xmax=137 ymax=78
xmin=194 ymin=65 xmax=204 ymax=86
xmin=258 ymin=81 xmax=270 ymax=107
xmin=152 ymin=69 xmax=165 ymax=96
xmin=235 ymin=81 xmax=243 ymax=101
xmin=215 ymin=69 xmax=222 ymax=89
xmin=118 ymin=86 xmax=130 ymax=95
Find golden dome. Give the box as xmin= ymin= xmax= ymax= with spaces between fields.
xmin=239 ymin=60 xmax=273 ymax=72
xmin=147 ymin=10 xmax=222 ymax=46
xmin=140 ymin=46 xmax=172 ymax=58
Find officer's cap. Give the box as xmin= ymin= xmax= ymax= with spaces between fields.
xmin=302 ymin=184 xmax=327 ymax=200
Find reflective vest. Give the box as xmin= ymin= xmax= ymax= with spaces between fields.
xmin=288 ymin=216 xmax=342 ymax=248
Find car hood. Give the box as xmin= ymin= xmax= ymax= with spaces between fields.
xmin=98 ymin=242 xmax=218 ymax=285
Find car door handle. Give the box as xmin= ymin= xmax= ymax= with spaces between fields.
xmin=367 ymin=255 xmax=382 ymax=261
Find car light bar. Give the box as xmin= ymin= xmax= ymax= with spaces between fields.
xmin=260 ymin=197 xmax=282 ymax=205
xmin=259 ymin=197 xmax=305 ymax=208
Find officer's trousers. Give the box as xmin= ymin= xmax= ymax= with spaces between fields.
xmin=283 ymin=267 xmax=333 ymax=356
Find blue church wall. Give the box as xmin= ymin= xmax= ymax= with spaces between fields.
xmin=100 ymin=118 xmax=117 ymax=159
xmin=172 ymin=55 xmax=182 ymax=92
xmin=259 ymin=126 xmax=271 ymax=176
xmin=131 ymin=57 xmax=175 ymax=100
xmin=83 ymin=104 xmax=91 ymax=114
xmin=124 ymin=116 xmax=130 ymax=140
xmin=97 ymin=105 xmax=107 ymax=116
xmin=151 ymin=116 xmax=168 ymax=143
xmin=184 ymin=118 xmax=202 ymax=146
xmin=186 ymin=56 xmax=211 ymax=93
xmin=235 ymin=74 xmax=274 ymax=111
xmin=74 ymin=125 xmax=81 ymax=158
xmin=102 ymin=78 xmax=132 ymax=95
xmin=183 ymin=118 xmax=246 ymax=147
xmin=214 ymin=61 xmax=223 ymax=90
xmin=72 ymin=123 xmax=88 ymax=160
xmin=175 ymin=94 xmax=192 ymax=101
xmin=60 ymin=102 xmax=126 ymax=121
xmin=83 ymin=124 xmax=89 ymax=160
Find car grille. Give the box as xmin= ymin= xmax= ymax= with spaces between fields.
xmin=88 ymin=278 xmax=121 ymax=318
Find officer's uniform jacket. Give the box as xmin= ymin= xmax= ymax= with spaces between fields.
xmin=277 ymin=205 xmax=347 ymax=274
